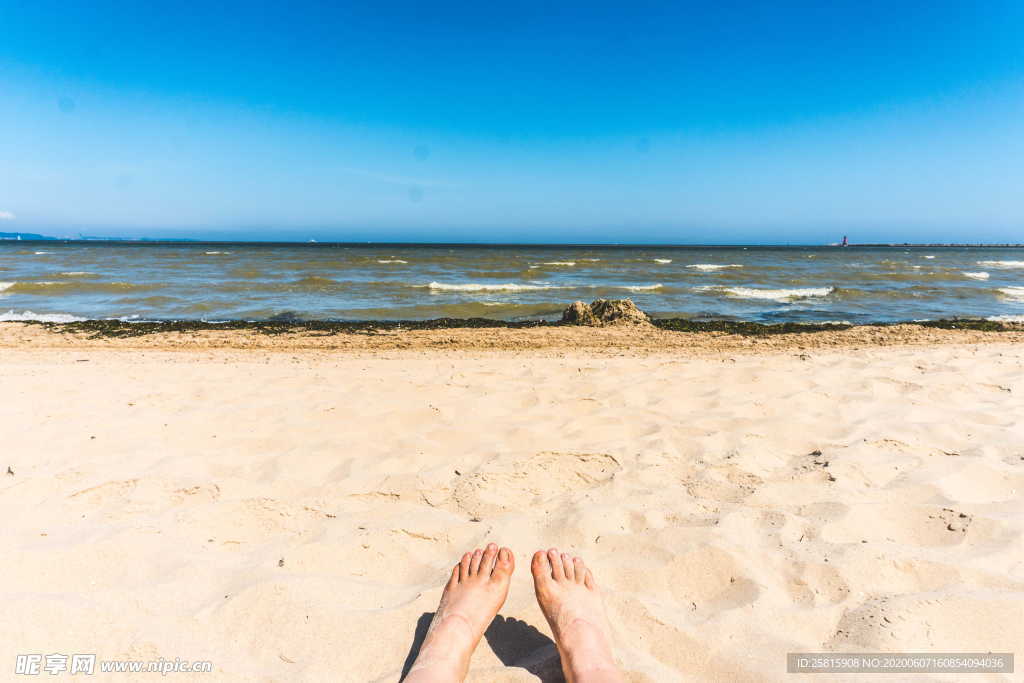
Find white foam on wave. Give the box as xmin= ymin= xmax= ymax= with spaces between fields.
xmin=697 ymin=285 xmax=834 ymax=301
xmin=0 ymin=309 xmax=86 ymax=323
xmin=0 ymin=282 xmax=14 ymax=293
xmin=653 ymin=258 xmax=672 ymax=264
xmin=997 ymin=286 xmax=1024 ymax=302
xmin=923 ymin=255 xmax=936 ymax=259
xmin=620 ymin=284 xmax=663 ymax=292
xmin=579 ymin=258 xmax=601 ymax=262
xmin=377 ymin=259 xmax=408 ymax=264
xmin=542 ymin=261 xmax=576 ymax=266
xmin=425 ymin=281 xmax=663 ymax=293
xmin=426 ymin=282 xmax=562 ymax=292
xmin=978 ymin=260 xmax=1024 ymax=268
xmin=34 ymin=251 xmax=52 ymax=255
xmin=962 ymin=271 xmax=990 ymax=280
xmin=986 ymin=315 xmax=1024 ymax=322
xmin=60 ymin=271 xmax=94 ymax=276
xmin=687 ymin=263 xmax=742 ymax=271
xmin=204 ymin=251 xmax=231 ymax=255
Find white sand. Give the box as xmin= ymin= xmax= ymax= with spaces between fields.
xmin=2 ymin=341 xmax=1022 ymax=681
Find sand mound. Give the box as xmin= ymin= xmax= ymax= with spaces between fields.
xmin=452 ymin=451 xmax=621 ymax=518
xmin=562 ymin=298 xmax=650 ymax=325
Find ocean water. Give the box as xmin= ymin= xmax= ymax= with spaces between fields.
xmin=1 ymin=242 xmax=1023 ymax=324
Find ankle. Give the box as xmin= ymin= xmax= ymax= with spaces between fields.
xmin=562 ymin=652 xmax=621 ymax=679
xmin=406 ymin=618 xmax=475 ymax=681
xmin=404 ymin=658 xmax=464 ymax=683
xmin=556 ymin=622 xmax=621 ymax=682
xmin=405 ymin=648 xmax=468 ymax=683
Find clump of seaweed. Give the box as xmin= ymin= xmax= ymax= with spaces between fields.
xmin=13 ymin=314 xmax=1020 ymax=339
xmin=651 ymin=319 xmax=854 ymax=336
xmin=913 ymin=319 xmax=1015 ymax=332
xmin=653 ymin=318 xmax=1020 ymax=336
xmin=34 ymin=317 xmax=552 ymax=339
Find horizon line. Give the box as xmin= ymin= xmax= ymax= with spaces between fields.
xmin=3 ymin=237 xmax=1024 ymax=249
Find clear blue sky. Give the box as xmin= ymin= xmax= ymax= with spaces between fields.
xmin=1 ymin=0 xmax=1022 ymax=243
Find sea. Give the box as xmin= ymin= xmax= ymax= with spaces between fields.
xmin=1 ymin=242 xmax=1023 ymax=325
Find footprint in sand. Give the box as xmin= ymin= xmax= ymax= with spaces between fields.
xmin=68 ymin=479 xmax=221 ymax=517
xmin=667 ymin=544 xmax=759 ymax=611
xmin=682 ymin=464 xmax=763 ymax=503
xmin=827 ymin=592 xmax=1024 ymax=650
xmin=452 ymin=451 xmax=621 ymax=519
xmin=176 ymin=497 xmax=332 ymax=547
xmin=68 ymin=478 xmax=140 ymax=506
xmin=821 ymin=504 xmax=990 ymax=547
xmin=786 ymin=561 xmax=850 ymax=606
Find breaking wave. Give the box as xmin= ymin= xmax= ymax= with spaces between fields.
xmin=426 ymin=281 xmax=564 ymax=292
xmin=977 ymin=260 xmax=1024 ymax=268
xmin=962 ymin=272 xmax=990 ymax=280
xmin=0 ymin=309 xmax=86 ymax=322
xmin=619 ymin=284 xmax=663 ymax=292
xmin=424 ymin=281 xmax=663 ymax=293
xmin=997 ymin=286 xmax=1024 ymax=302
xmin=697 ymin=285 xmax=834 ymax=302
xmin=687 ymin=264 xmax=743 ymax=271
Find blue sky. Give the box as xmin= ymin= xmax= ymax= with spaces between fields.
xmin=1 ymin=1 xmax=1022 ymax=243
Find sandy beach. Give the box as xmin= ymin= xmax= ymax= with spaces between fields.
xmin=2 ymin=323 xmax=1022 ymax=681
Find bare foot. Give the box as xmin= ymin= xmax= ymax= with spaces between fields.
xmin=404 ymin=543 xmax=515 ymax=682
xmin=532 ymin=548 xmax=624 ymax=683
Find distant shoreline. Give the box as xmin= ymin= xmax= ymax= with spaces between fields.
xmin=846 ymin=243 xmax=1024 ymax=248
xmin=2 ymin=236 xmax=1024 ymax=248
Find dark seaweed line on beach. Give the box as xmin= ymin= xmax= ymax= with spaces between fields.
xmin=12 ymin=317 xmax=1020 ymax=339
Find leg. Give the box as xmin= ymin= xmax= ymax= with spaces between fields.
xmin=404 ymin=543 xmax=515 ymax=682
xmin=532 ymin=548 xmax=624 ymax=683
